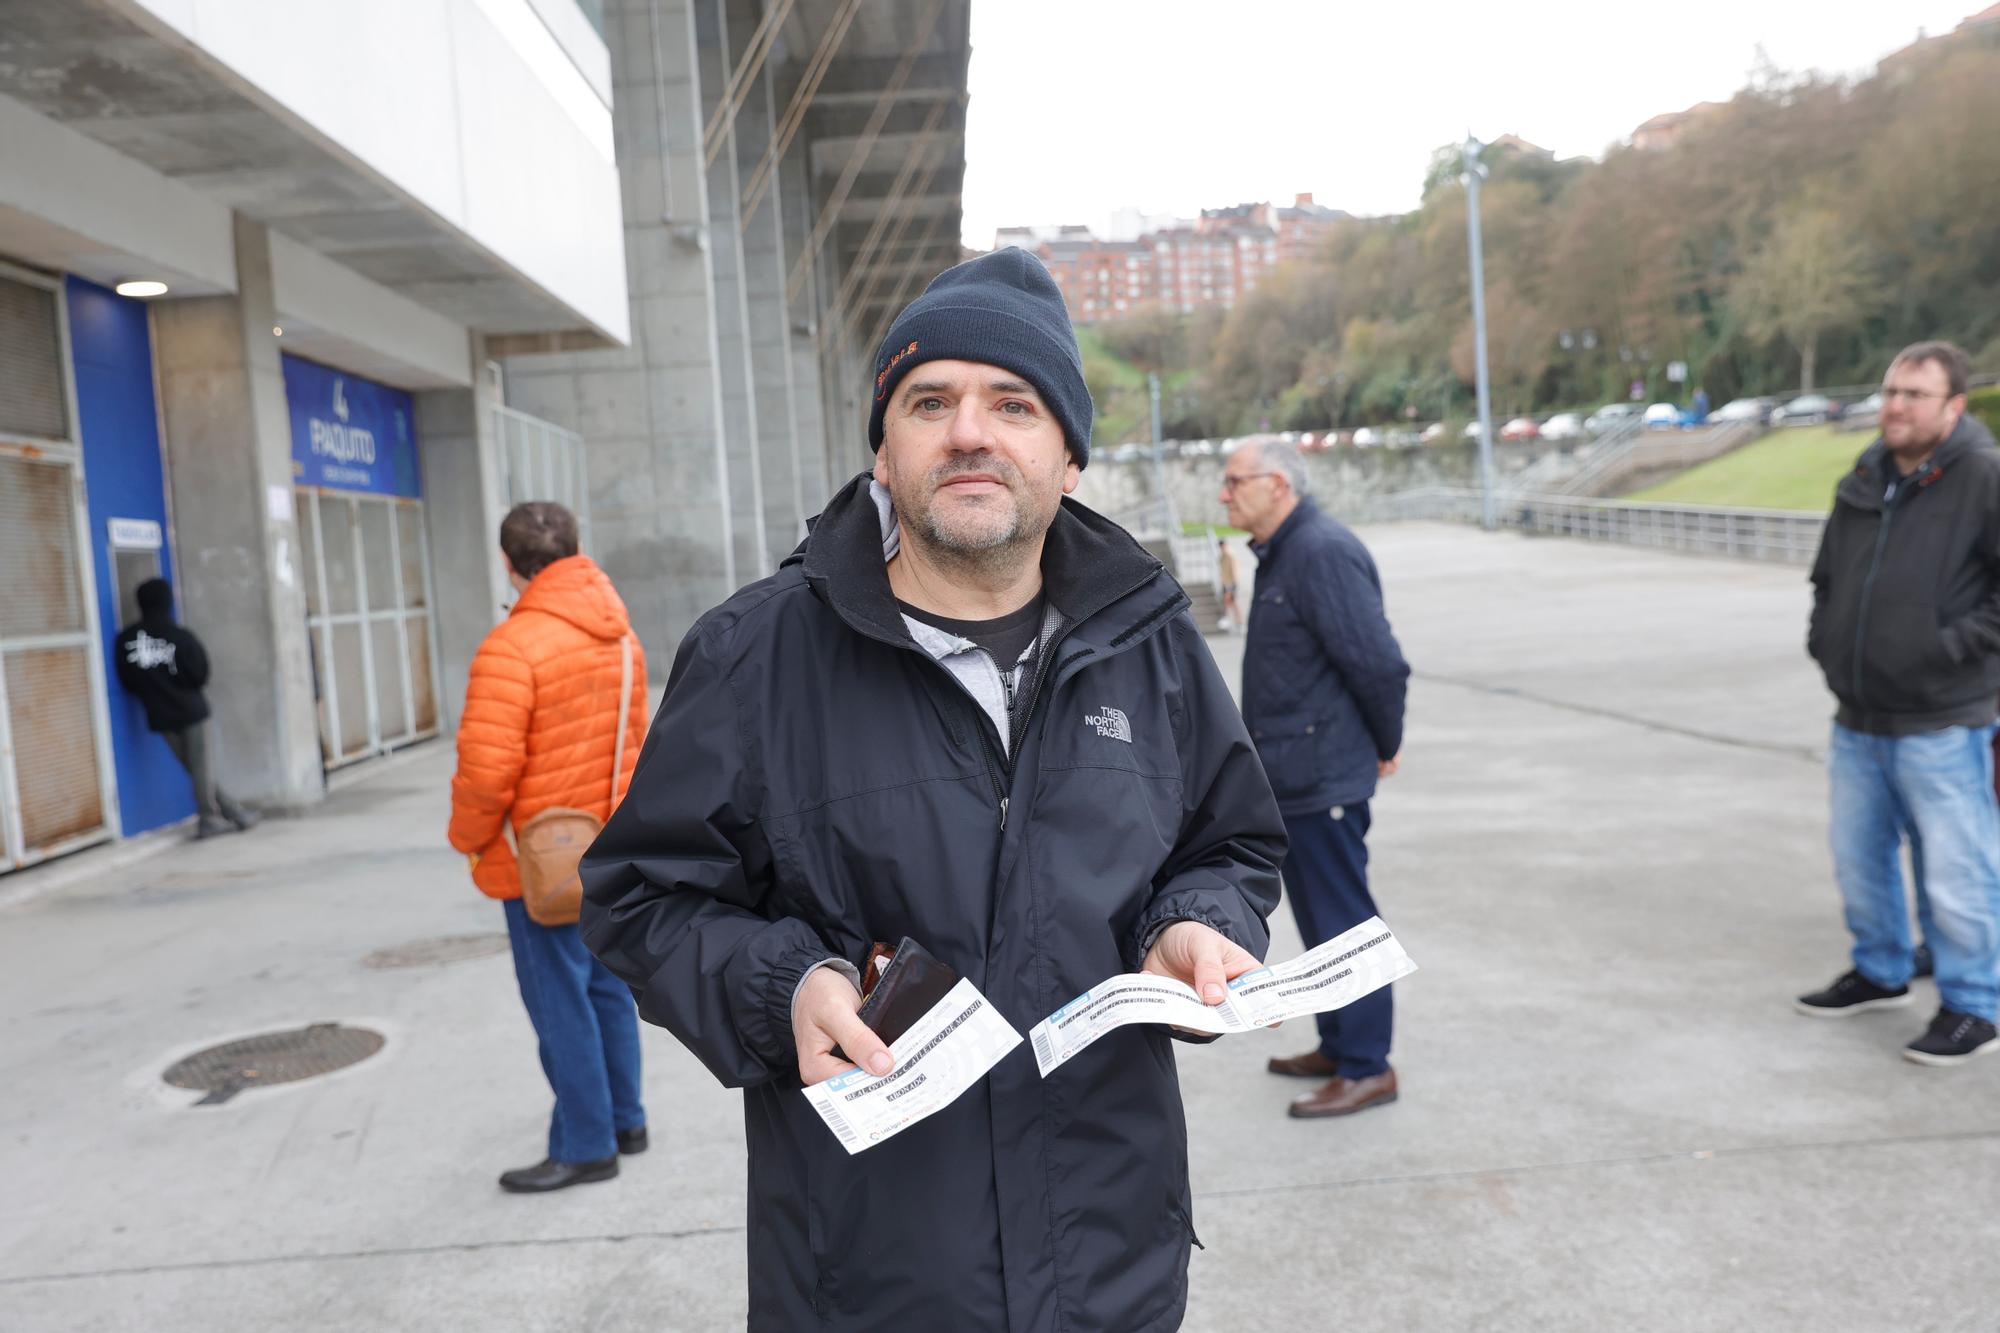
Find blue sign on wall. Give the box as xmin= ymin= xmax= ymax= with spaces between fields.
xmin=282 ymin=354 xmax=421 ymax=497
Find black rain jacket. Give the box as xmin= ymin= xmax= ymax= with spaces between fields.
xmin=580 ymin=473 xmax=1286 ymax=1331
xmin=1808 ymin=413 xmax=2000 ymax=735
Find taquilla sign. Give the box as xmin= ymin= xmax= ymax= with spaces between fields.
xmin=283 ymin=354 xmax=421 ymax=498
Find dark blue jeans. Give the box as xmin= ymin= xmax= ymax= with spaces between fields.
xmin=503 ymin=899 xmax=646 ymax=1163
xmin=1281 ymin=801 xmax=1393 ymax=1079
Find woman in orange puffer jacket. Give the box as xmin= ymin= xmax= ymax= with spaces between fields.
xmin=447 ymin=501 xmax=650 ymax=1194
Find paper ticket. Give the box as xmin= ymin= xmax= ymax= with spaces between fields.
xmin=1220 ymin=916 xmax=1417 ymax=1028
xmin=1029 ymin=917 xmax=1416 ymax=1077
xmin=801 ymin=976 xmax=1023 ymax=1154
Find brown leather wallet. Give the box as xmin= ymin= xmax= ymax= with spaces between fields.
xmin=835 ymin=937 xmax=960 ymax=1058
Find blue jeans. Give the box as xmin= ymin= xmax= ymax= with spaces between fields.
xmin=503 ymin=899 xmax=646 ymax=1162
xmin=1280 ymin=802 xmax=1393 ymax=1079
xmin=1828 ymin=722 xmax=2000 ymax=1022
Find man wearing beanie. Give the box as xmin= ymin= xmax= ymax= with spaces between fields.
xmin=582 ymin=248 xmax=1285 ymax=1330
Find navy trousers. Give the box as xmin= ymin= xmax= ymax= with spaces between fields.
xmin=503 ymin=899 xmax=646 ymax=1163
xmin=1280 ymin=802 xmax=1393 ymax=1079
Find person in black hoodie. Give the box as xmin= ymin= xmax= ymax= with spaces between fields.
xmin=1798 ymin=341 xmax=2000 ymax=1066
xmin=114 ymin=578 xmax=256 ymax=838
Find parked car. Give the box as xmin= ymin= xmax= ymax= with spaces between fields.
xmin=1540 ymin=412 xmax=1585 ymax=441
xmin=1713 ymin=396 xmax=1775 ymax=424
xmin=1642 ymin=402 xmax=1683 ymax=429
xmin=1109 ymin=442 xmax=1146 ymax=463
xmin=1419 ymin=421 xmax=1448 ymax=443
xmin=1846 ymin=391 xmax=1883 ymax=421
xmin=1463 ymin=420 xmax=1487 ymax=442
xmin=1585 ymin=402 xmax=1642 ymax=434
xmin=1352 ymin=426 xmax=1383 ymax=447
xmin=1771 ymin=393 xmax=1839 ymax=426
xmin=1499 ymin=416 xmax=1540 ymax=441
xmin=1181 ymin=438 xmax=1217 ymax=457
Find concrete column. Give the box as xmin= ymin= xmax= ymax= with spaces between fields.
xmin=736 ymin=39 xmax=806 ymax=566
xmin=415 ymin=348 xmax=508 ymax=738
xmin=500 ymin=0 xmax=737 ymax=668
xmin=151 ymin=215 xmax=322 ymax=810
xmin=696 ymin=0 xmax=769 ymax=582
xmin=780 ymin=138 xmax=834 ymax=508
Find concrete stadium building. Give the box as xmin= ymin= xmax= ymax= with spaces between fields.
xmin=0 ymin=0 xmax=970 ymax=871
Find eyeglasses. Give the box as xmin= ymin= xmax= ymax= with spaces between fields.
xmin=1219 ymin=471 xmax=1277 ymax=493
xmin=1882 ymin=387 xmax=1949 ymax=404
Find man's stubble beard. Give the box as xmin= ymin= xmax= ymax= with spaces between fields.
xmin=897 ymin=455 xmax=1064 ymax=578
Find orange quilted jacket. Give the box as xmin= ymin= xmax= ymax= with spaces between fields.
xmin=447 ymin=554 xmax=649 ymax=900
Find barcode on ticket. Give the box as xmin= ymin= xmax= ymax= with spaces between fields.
xmin=819 ymin=1102 xmax=857 ymax=1145
xmin=1031 ymin=1029 xmax=1053 ymax=1070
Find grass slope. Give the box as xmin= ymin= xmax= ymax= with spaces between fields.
xmin=1625 ymin=424 xmax=1870 ymax=511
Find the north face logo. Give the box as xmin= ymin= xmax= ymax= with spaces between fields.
xmin=1084 ymin=706 xmax=1131 ymax=743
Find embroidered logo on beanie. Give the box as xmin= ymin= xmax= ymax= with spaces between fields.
xmin=874 ymin=341 xmax=920 ymax=401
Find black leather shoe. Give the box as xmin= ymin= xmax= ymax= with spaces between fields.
xmin=498 ymin=1156 xmax=618 ymax=1193
xmin=617 ymin=1126 xmax=648 ymax=1155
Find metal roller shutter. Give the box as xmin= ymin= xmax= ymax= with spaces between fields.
xmin=0 ymin=267 xmax=116 ymax=869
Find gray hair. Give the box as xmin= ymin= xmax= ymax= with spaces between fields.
xmin=1243 ymin=439 xmax=1310 ymax=498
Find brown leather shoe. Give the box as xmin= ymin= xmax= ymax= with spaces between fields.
xmin=1266 ymin=1049 xmax=1340 ymax=1078
xmin=1288 ymin=1069 xmax=1398 ymax=1119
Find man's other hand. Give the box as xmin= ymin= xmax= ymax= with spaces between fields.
xmin=794 ymin=966 xmax=894 ymax=1085
xmin=1378 ymin=752 xmax=1400 ymax=779
xmin=1141 ymin=920 xmax=1261 ymax=1005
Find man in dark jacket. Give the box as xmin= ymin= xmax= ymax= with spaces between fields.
xmin=113 ymin=578 xmax=255 ymax=837
xmin=580 ymin=249 xmax=1285 ymax=1331
xmin=1798 ymin=340 xmax=2000 ymax=1066
xmin=1222 ymin=440 xmax=1411 ymax=1118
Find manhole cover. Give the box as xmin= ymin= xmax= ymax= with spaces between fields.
xmin=362 ymin=933 xmax=509 ymax=969
xmin=163 ymin=1023 xmax=384 ymax=1105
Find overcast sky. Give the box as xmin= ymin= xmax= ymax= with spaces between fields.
xmin=961 ymin=1 xmax=1977 ymax=246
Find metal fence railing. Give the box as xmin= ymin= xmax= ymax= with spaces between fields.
xmin=1557 ymin=420 xmax=1761 ymax=498
xmin=492 ymin=404 xmax=593 ymax=554
xmin=1345 ymin=486 xmax=1826 ymax=566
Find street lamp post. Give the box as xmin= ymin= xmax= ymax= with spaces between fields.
xmin=1461 ymin=136 xmax=1497 ymax=531
xmin=1147 ymin=371 xmax=1172 ymax=533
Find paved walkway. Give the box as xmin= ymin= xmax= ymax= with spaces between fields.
xmin=2 ymin=524 xmax=1995 ymax=1331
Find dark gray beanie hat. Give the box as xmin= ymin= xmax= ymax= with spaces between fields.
xmin=866 ymin=247 xmax=1093 ymax=466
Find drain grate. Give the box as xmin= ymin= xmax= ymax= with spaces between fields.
xmin=163 ymin=1023 xmax=384 ymax=1105
xmin=362 ymin=933 xmax=510 ymax=969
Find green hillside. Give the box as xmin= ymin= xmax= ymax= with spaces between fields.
xmin=1625 ymin=425 xmax=1865 ymax=511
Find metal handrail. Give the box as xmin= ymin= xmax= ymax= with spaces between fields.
xmin=1346 ymin=486 xmax=1826 ymax=565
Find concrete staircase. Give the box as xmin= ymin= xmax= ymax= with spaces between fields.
xmin=1140 ymin=536 xmax=1231 ymax=631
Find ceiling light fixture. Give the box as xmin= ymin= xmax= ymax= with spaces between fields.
xmin=115 ymin=280 xmax=169 ymax=298
xmin=273 ymin=325 xmax=284 ymax=337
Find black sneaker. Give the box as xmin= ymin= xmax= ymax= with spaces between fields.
xmin=1794 ymin=969 xmax=1912 ymax=1017
xmin=1912 ymin=943 xmax=1934 ymax=979
xmin=1903 ymin=1010 xmax=1999 ymax=1067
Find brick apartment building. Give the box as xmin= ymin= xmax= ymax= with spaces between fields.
xmin=1003 ymin=192 xmax=1346 ymax=324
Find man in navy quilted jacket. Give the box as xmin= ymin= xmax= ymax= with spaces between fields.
xmin=1222 ymin=440 xmax=1411 ymax=1119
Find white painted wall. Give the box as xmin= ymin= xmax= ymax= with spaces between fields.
xmin=121 ymin=0 xmax=628 ymax=344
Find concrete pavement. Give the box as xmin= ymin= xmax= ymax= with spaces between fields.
xmin=2 ymin=523 xmax=1996 ymax=1331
